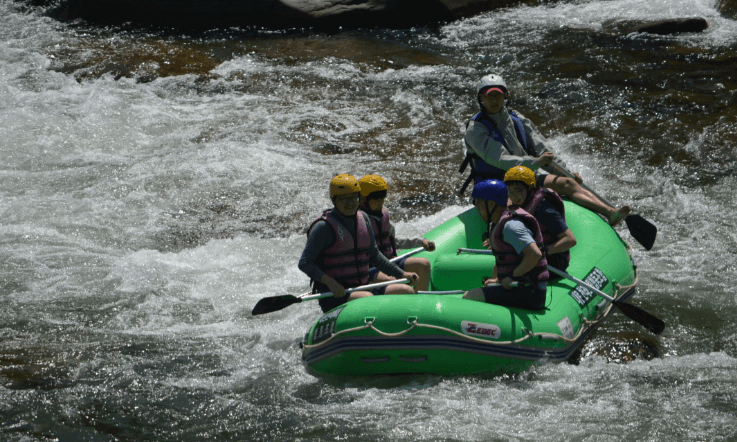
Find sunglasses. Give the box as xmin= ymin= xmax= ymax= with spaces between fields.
xmin=367 ymin=190 xmax=388 ymax=200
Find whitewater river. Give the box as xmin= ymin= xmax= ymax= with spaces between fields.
xmin=2 ymin=0 xmax=737 ymax=439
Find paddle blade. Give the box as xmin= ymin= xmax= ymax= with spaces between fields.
xmin=251 ymin=294 xmax=300 ymax=315
xmin=613 ymin=300 xmax=665 ymax=335
xmin=624 ymin=214 xmax=657 ymax=251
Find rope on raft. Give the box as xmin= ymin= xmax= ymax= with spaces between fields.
xmin=303 ymin=246 xmax=640 ymax=351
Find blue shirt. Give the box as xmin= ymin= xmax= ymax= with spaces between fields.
xmin=502 ymin=219 xmax=535 ymax=254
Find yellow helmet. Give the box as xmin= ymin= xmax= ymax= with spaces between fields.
xmin=503 ymin=165 xmax=536 ymax=188
xmin=329 ymin=174 xmax=361 ymax=199
xmin=358 ymin=174 xmax=389 ymax=197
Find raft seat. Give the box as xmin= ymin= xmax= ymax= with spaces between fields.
xmin=430 ymin=253 xmax=494 ymax=291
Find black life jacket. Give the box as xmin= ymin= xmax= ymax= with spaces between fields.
xmin=523 ymin=187 xmax=570 ymax=273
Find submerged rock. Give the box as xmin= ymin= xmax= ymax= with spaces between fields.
xmin=604 ymin=17 xmax=709 ymax=35
xmin=717 ymin=0 xmax=737 ymax=20
xmin=52 ymin=0 xmax=526 ymax=29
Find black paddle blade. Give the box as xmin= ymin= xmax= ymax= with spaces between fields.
xmin=613 ymin=300 xmax=665 ymax=335
xmin=251 ymin=294 xmax=300 ymax=315
xmin=624 ymin=214 xmax=657 ymax=251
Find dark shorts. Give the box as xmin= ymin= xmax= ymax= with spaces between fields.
xmin=546 ymin=254 xmax=569 ymax=277
xmin=314 ymin=279 xmax=391 ymax=313
xmin=481 ymin=283 xmax=547 ymax=310
xmin=317 ymin=293 xmax=348 ymax=313
xmin=368 ymin=256 xmax=408 ymax=282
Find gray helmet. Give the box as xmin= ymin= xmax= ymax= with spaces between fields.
xmin=476 ymin=74 xmax=508 ymax=96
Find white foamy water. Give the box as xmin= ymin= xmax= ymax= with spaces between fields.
xmin=2 ymin=0 xmax=737 ymax=439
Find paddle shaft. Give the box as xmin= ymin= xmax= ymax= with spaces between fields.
xmin=457 ymin=247 xmax=493 ymax=255
xmin=417 ymin=290 xmax=465 ymax=294
xmin=548 ymin=264 xmax=665 ymax=334
xmin=458 ymin=248 xmax=625 ymax=302
xmin=394 ymin=247 xmax=426 ymax=262
xmin=251 ymin=278 xmax=414 ymax=315
xmin=546 ymin=265 xmax=615 ymax=303
xmin=301 ymin=278 xmax=410 ymax=302
xmin=293 ymin=247 xmax=425 ymax=301
xmin=456 ymin=248 xmax=664 ymax=334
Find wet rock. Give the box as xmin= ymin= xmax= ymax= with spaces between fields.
xmin=717 ymin=0 xmax=737 ymax=19
xmin=604 ymin=17 xmax=709 ymax=35
xmin=53 ymin=0 xmax=524 ymax=29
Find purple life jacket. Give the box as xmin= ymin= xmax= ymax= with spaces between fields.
xmin=309 ymin=209 xmax=371 ymax=288
xmin=364 ymin=207 xmax=396 ymax=259
xmin=490 ymin=206 xmax=550 ymax=285
xmin=523 ymin=187 xmax=570 ymax=270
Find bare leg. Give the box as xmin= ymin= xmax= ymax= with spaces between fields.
xmin=463 ymin=287 xmax=486 ymax=301
xmin=372 ymin=274 xmax=416 ymax=294
xmin=543 ymin=175 xmax=631 ymax=226
xmin=345 ymin=291 xmax=375 ymax=301
xmin=383 ymin=283 xmax=416 ymax=294
xmin=402 ymin=257 xmax=431 ymax=291
xmin=372 ymin=257 xmax=431 ymax=292
xmin=372 ymin=272 xmax=393 ymax=284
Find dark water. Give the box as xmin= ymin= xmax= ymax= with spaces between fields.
xmin=2 ymin=0 xmax=737 ymax=440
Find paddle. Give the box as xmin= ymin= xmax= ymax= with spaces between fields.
xmin=548 ymin=161 xmax=657 ymax=250
xmin=417 ymin=290 xmax=465 ymax=294
xmin=546 ymin=265 xmax=665 ymax=335
xmin=416 ymin=284 xmax=515 ymax=295
xmin=393 ymin=246 xmax=427 ymax=262
xmin=457 ymin=247 xmax=492 ymax=255
xmin=456 ymin=248 xmax=665 ymax=334
xmin=251 ymin=247 xmax=426 ymax=316
xmin=252 ymin=279 xmax=411 ymax=315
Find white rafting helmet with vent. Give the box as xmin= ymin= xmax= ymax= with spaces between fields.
xmin=476 ymin=74 xmax=508 ymax=96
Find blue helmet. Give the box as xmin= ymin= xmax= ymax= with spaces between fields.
xmin=472 ymin=179 xmax=508 ymax=206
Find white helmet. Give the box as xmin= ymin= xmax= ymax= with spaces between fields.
xmin=476 ymin=74 xmax=508 ymax=96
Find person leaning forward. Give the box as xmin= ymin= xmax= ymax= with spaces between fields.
xmin=358 ymin=174 xmax=435 ymax=291
xmin=298 ymin=174 xmax=420 ymax=313
xmin=460 ymin=73 xmax=631 ymax=226
xmin=463 ymin=179 xmax=548 ymax=310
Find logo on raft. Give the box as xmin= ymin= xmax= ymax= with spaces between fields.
xmin=569 ymin=267 xmax=609 ymax=307
xmin=312 ymin=306 xmax=345 ymax=344
xmin=461 ymin=321 xmax=501 ymax=339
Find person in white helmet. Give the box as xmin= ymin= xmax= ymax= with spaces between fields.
xmin=460 ymin=74 xmax=631 ymax=226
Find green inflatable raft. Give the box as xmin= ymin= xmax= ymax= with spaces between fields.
xmin=301 ymin=201 xmax=639 ymax=377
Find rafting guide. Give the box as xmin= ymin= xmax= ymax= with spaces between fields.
xmin=460 ymin=73 xmax=632 ymax=227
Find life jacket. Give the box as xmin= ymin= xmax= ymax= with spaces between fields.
xmin=307 ymin=209 xmax=371 ymax=288
xmin=363 ymin=207 xmax=396 ymax=259
xmin=459 ymin=110 xmax=530 ymax=195
xmin=523 ymin=187 xmax=570 ymax=271
xmin=490 ymin=206 xmax=549 ymax=285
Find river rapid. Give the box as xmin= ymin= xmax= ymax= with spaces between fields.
xmin=2 ymin=0 xmax=737 ymax=440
